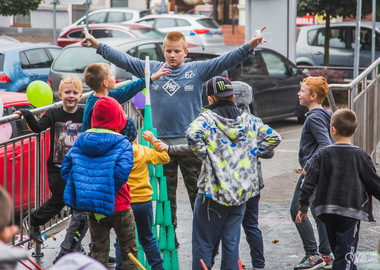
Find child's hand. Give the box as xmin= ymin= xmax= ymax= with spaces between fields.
xmin=151 ymin=63 xmax=172 ymax=81
xmin=13 ymin=111 xmax=24 ymax=119
xmin=80 ymin=34 xmax=99 ymax=49
xmin=249 ymin=26 xmax=267 ymax=50
xmin=156 ymin=141 xmax=169 ymax=152
xmin=295 ymin=210 xmax=307 ymax=223
xmin=142 ymin=130 xmax=156 ymax=143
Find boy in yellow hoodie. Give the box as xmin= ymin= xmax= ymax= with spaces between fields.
xmin=114 ymin=130 xmax=170 ymax=270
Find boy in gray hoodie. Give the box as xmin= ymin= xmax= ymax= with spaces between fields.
xmin=185 ymin=76 xmax=281 ymax=270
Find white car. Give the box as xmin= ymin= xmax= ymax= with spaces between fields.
xmin=136 ymin=14 xmax=225 ymax=47
xmin=59 ymin=7 xmax=151 ymax=36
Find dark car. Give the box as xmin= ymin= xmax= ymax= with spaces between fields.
xmin=186 ymin=46 xmax=308 ymax=123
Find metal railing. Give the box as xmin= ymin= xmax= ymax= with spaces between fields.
xmin=0 ymin=80 xmax=144 ymax=256
xmin=328 ymin=58 xmax=380 ymax=160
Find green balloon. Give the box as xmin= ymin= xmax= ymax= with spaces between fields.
xmin=26 ymin=80 xmax=53 ymax=108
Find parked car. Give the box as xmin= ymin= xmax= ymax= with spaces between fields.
xmin=186 ymin=46 xmax=308 ymax=123
xmin=136 ymin=14 xmax=225 ymax=47
xmin=0 ymin=91 xmax=49 ymax=212
xmin=296 ymin=21 xmax=380 ymax=69
xmin=59 ymin=7 xmax=152 ymax=36
xmin=57 ymin=23 xmax=166 ymax=47
xmin=0 ymin=35 xmax=21 ymax=43
xmin=0 ymin=43 xmax=62 ymax=92
xmin=48 ymin=38 xmax=165 ymax=99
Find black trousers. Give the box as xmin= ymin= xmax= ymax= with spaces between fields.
xmin=320 ymin=213 xmax=360 ymax=270
xmin=31 ymin=170 xmax=65 ymax=226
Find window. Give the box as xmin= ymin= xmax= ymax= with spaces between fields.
xmin=261 ymin=51 xmax=287 ymax=76
xmin=316 ymin=27 xmax=346 ymax=49
xmin=196 ymin=18 xmax=219 ymax=29
xmin=21 ymin=49 xmax=50 ymax=69
xmin=46 ymin=48 xmax=61 ymax=62
xmin=0 ymin=54 xmax=4 ymax=71
xmin=307 ymin=29 xmax=317 ymax=45
xmin=72 ymin=4 xmax=86 ymax=23
xmin=155 ymin=18 xmax=176 ymax=28
xmin=109 ymin=30 xmax=133 ymax=38
xmin=78 ymin=12 xmax=107 ymax=25
xmin=137 ymin=44 xmax=159 ymax=61
xmin=13 ymin=14 xmax=31 ymax=27
xmin=176 ymin=19 xmax=191 ymax=27
xmin=91 ymin=29 xmax=110 ymax=38
xmin=107 ymin=12 xmax=129 ymax=23
xmin=239 ymin=54 xmax=265 ymax=76
xmin=139 ymin=19 xmax=155 ymax=27
xmin=351 ymin=28 xmax=380 ymax=51
xmin=111 ymin=0 xmax=128 ymax=7
xmin=68 ymin=30 xmax=85 ymax=39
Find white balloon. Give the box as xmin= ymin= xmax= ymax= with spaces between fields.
xmin=0 ymin=98 xmax=3 ymax=118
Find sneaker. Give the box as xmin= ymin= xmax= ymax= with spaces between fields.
xmin=30 ymin=225 xmax=43 ymax=244
xmin=294 ymin=255 xmax=326 ymax=270
xmin=108 ymin=256 xmax=117 ymax=264
xmin=321 ymin=254 xmax=334 ymax=269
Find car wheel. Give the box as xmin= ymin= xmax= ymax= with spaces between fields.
xmin=297 ymin=106 xmax=308 ymax=124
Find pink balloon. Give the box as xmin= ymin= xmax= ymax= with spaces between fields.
xmin=132 ymin=92 xmax=146 ymax=109
xmin=0 ymin=123 xmax=12 ymax=143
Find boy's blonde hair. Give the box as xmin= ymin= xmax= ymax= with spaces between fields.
xmin=302 ymin=76 xmax=329 ymax=104
xmin=163 ymin=31 xmax=187 ymax=50
xmin=84 ymin=63 xmax=111 ymax=91
xmin=0 ymin=187 xmax=11 ymax=233
xmin=59 ymin=76 xmax=83 ymax=94
xmin=331 ymin=109 xmax=357 ymax=137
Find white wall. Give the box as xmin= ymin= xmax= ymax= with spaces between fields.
xmin=244 ymin=0 xmax=297 ymax=62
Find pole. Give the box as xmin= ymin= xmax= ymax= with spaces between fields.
xmin=85 ymin=0 xmax=91 ymax=28
xmin=353 ymin=0 xmax=362 ymax=85
xmin=52 ymin=0 xmax=57 ymax=45
xmin=372 ymin=0 xmax=376 ymax=63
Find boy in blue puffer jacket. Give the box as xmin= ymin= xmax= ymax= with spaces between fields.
xmin=61 ymin=96 xmax=137 ymax=270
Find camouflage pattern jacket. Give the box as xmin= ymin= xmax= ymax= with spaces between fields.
xmin=186 ymin=109 xmax=281 ymax=206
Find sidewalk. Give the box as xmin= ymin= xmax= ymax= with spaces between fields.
xmin=18 ymin=118 xmax=380 ymax=269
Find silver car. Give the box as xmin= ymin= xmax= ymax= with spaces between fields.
xmin=136 ymin=14 xmax=225 ymax=47
xmin=59 ymin=8 xmax=152 ymax=36
xmin=296 ymin=22 xmax=380 ymax=68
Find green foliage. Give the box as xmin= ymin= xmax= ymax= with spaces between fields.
xmin=297 ymin=0 xmax=375 ymax=19
xmin=0 ymin=0 xmax=41 ymax=16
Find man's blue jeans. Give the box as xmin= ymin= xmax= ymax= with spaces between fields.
xmin=115 ymin=201 xmax=164 ymax=270
xmin=242 ymin=194 xmax=265 ymax=269
xmin=290 ymin=175 xmax=331 ymax=255
xmin=192 ymin=193 xmax=246 ymax=270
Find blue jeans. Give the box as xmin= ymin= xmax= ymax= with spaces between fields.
xmin=242 ymin=194 xmax=265 ymax=269
xmin=290 ymin=175 xmax=331 ymax=255
xmin=115 ymin=201 xmax=163 ymax=270
xmin=192 ymin=193 xmax=246 ymax=270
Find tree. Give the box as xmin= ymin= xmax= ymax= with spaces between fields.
xmin=297 ymin=0 xmax=374 ymax=66
xmin=0 ymin=0 xmax=42 ymax=17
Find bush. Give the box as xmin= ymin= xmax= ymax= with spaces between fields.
xmin=308 ymin=68 xmax=346 ymax=83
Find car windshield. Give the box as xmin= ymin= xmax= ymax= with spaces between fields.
xmin=196 ymin=18 xmax=219 ymax=29
xmin=52 ymin=47 xmax=109 ymax=72
xmin=131 ymin=28 xmax=166 ymax=39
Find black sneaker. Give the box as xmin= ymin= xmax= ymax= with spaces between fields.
xmin=108 ymin=256 xmax=117 ymax=264
xmin=30 ymin=225 xmax=43 ymax=244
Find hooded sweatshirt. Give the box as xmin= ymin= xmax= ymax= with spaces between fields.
xmin=186 ymin=100 xmax=281 ymax=206
xmin=0 ymin=241 xmax=29 ymax=270
xmin=128 ymin=143 xmax=170 ymax=203
xmin=299 ymin=108 xmax=333 ymax=171
xmin=61 ymin=97 xmax=133 ymax=216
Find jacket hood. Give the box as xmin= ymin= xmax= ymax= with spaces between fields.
xmin=92 ymin=96 xmax=126 ymax=133
xmin=306 ymin=107 xmax=332 ymax=120
xmin=202 ymin=109 xmax=250 ymax=141
xmin=78 ymin=131 xmax=126 ymax=157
